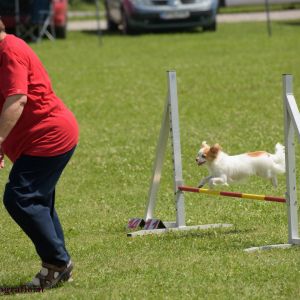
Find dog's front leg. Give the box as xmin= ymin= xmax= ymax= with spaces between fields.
xmin=209 ymin=175 xmax=229 ymax=188
xmin=198 ymin=176 xmax=213 ymax=188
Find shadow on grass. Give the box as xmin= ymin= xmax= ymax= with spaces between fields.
xmin=277 ymin=20 xmax=300 ymax=26
xmin=167 ymin=228 xmax=274 ymax=251
xmin=80 ymin=26 xmax=207 ymax=37
xmin=126 ymin=227 xmax=255 ymax=239
xmin=125 ymin=227 xmax=259 ymax=250
xmin=164 ymin=227 xmax=254 ymax=239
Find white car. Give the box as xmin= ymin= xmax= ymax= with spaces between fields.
xmin=105 ymin=0 xmax=219 ymax=34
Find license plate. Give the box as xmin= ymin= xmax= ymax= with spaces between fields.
xmin=160 ymin=11 xmax=190 ymax=20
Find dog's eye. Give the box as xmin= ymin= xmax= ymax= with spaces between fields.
xmin=201 ymin=154 xmax=206 ymax=159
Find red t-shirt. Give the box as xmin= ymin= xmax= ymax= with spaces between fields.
xmin=0 ymin=34 xmax=78 ymax=162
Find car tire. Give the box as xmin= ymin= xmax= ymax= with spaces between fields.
xmin=219 ymin=0 xmax=226 ymax=7
xmin=203 ymin=21 xmax=216 ymax=32
xmin=107 ymin=18 xmax=119 ymax=32
xmin=55 ymin=25 xmax=67 ymax=38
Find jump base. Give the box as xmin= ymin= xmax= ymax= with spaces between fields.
xmin=127 ymin=223 xmax=233 ymax=237
xmin=245 ymin=244 xmax=294 ymax=252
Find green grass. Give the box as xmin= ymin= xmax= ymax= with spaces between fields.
xmin=219 ymin=3 xmax=300 ymax=14
xmin=68 ymin=2 xmax=104 ymax=21
xmin=1 ymin=21 xmax=300 ymax=299
xmin=68 ymin=1 xmax=96 ymax=12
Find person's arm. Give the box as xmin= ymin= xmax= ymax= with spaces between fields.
xmin=0 ymin=94 xmax=27 ymax=168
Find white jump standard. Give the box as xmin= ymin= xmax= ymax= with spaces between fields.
xmin=127 ymin=71 xmax=300 ymax=252
xmin=246 ymin=74 xmax=300 ymax=252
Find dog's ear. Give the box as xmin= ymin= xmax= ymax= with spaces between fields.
xmin=210 ymin=144 xmax=221 ymax=154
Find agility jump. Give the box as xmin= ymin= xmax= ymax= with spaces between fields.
xmin=127 ymin=71 xmax=300 ymax=251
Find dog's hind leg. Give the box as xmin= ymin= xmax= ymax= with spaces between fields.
xmin=266 ymin=169 xmax=278 ymax=188
xmin=271 ymin=176 xmax=278 ymax=188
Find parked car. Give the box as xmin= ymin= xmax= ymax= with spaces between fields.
xmin=0 ymin=0 xmax=68 ymax=39
xmin=105 ymin=0 xmax=219 ymax=34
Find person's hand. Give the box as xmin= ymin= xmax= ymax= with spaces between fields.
xmin=0 ymin=147 xmax=5 ymax=169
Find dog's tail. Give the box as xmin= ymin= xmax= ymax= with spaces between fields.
xmin=272 ymin=143 xmax=285 ymax=173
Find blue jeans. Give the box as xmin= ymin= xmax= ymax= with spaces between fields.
xmin=3 ymin=147 xmax=76 ymax=266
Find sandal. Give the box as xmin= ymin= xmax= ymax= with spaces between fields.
xmin=27 ymin=260 xmax=73 ymax=289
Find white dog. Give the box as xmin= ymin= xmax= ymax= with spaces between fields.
xmin=196 ymin=141 xmax=285 ymax=188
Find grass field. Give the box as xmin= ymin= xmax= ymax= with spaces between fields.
xmin=219 ymin=3 xmax=300 ymax=14
xmin=0 ymin=20 xmax=300 ymax=299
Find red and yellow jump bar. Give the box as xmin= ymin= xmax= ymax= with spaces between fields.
xmin=178 ymin=186 xmax=286 ymax=203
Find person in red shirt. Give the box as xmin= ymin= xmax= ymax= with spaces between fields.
xmin=0 ymin=19 xmax=78 ymax=289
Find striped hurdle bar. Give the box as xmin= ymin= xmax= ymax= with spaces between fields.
xmin=178 ymin=186 xmax=286 ymax=203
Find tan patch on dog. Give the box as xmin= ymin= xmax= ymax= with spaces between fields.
xmin=247 ymin=151 xmax=267 ymax=157
xmin=207 ymin=144 xmax=221 ymax=160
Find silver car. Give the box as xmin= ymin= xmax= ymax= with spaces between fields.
xmin=105 ymin=0 xmax=219 ymax=34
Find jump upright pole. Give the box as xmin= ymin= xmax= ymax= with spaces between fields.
xmin=245 ymin=74 xmax=300 ymax=252
xmin=283 ymin=74 xmax=300 ymax=246
xmin=178 ymin=186 xmax=286 ymax=203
